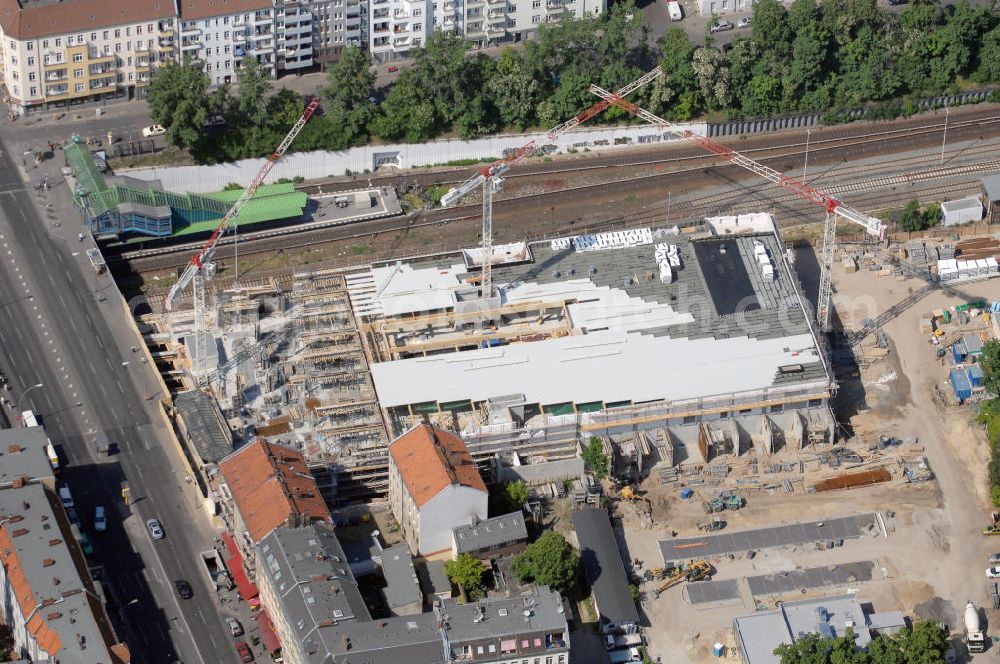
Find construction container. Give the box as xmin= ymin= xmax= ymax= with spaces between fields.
xmin=919 ymin=317 xmax=934 ymax=335
xmin=680 ymin=488 xmax=694 ymax=499
xmin=950 ymin=367 xmax=973 ymax=402
xmin=969 ymin=364 xmax=985 ymax=388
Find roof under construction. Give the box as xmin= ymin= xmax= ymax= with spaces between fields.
xmin=357 ymin=221 xmax=830 ymax=412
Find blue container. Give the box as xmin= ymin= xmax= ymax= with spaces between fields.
xmin=969 ymin=364 xmax=985 ymax=388
xmin=713 ymin=643 xmax=725 ymax=657
xmin=680 ymin=488 xmax=694 ymax=499
xmin=950 ymin=367 xmax=972 ymax=401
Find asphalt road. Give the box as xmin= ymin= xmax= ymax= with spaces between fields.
xmin=0 ymin=136 xmax=239 ymax=663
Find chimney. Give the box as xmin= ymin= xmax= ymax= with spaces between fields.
xmin=48 ymin=538 xmax=62 ymax=546
xmin=11 ymin=528 xmax=28 ymax=537
xmin=42 ymin=559 xmax=55 ymax=567
xmin=46 ymin=611 xmax=62 ymax=620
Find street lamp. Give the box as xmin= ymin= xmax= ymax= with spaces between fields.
xmin=17 ymin=383 xmax=43 ymax=420
xmin=940 ymin=103 xmax=950 ymax=166
xmin=803 ymin=127 xmax=812 ymax=181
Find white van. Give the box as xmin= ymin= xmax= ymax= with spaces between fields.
xmin=21 ymin=410 xmax=38 ymax=427
xmin=667 ymin=0 xmax=683 ymax=21
xmin=94 ymin=506 xmax=107 ymax=532
xmin=609 ymin=648 xmax=642 ymax=664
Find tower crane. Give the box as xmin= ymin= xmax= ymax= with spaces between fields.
xmin=439 ymin=67 xmax=664 ymax=298
xmin=588 ymin=83 xmax=884 ymax=332
xmin=164 ymin=97 xmax=321 ymax=356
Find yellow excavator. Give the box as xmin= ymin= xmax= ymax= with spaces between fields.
xmin=621 ymin=485 xmax=652 ymax=508
xmin=649 ymin=560 xmax=712 ymax=598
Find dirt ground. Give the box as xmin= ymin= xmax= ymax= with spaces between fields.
xmin=621 ymin=253 xmax=1000 ymax=662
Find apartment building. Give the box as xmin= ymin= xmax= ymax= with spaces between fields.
xmin=274 ymin=0 xmax=365 ymax=73
xmin=370 ymin=0 xmax=605 ymax=61
xmin=178 ymin=0 xmax=276 ymax=84
xmin=0 ymin=0 xmax=177 ymax=114
xmin=0 ymin=428 xmax=130 ymax=663
xmin=387 ymin=424 xmax=488 ymax=556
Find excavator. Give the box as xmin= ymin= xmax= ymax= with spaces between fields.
xmin=620 ymin=485 xmax=653 ymax=514
xmin=648 ymin=560 xmax=712 ymax=598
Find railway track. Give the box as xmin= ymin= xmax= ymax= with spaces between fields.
xmin=117 ymin=110 xmax=1000 ymax=274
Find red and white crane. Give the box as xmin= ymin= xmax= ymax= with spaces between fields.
xmin=164 ymin=97 xmax=321 ymax=346
xmin=439 ymin=67 xmax=664 ymax=298
xmin=588 ymin=82 xmax=884 ymax=332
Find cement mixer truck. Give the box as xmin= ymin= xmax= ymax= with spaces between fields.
xmin=965 ymin=601 xmax=986 ymax=653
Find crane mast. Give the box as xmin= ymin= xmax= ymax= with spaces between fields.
xmin=165 ymin=96 xmax=321 ymax=315
xmin=439 ymin=67 xmax=663 ymax=298
xmin=588 ymin=83 xmax=883 ymax=331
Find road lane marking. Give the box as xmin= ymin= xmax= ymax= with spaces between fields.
xmin=117 ymin=380 xmax=124 ymax=393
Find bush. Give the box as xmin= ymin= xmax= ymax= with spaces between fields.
xmin=510 ymin=532 xmax=579 ymax=593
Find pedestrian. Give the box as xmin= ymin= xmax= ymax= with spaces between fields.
xmin=78 ymin=233 xmax=84 ymax=242
xmin=131 ymin=345 xmax=137 ymax=353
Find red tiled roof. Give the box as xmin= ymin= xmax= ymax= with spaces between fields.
xmin=0 ymin=526 xmax=62 ymax=657
xmin=389 ymin=425 xmax=486 ymax=509
xmin=219 ymin=440 xmax=331 ymax=543
xmin=178 ymin=0 xmax=269 ymax=21
xmin=0 ymin=0 xmax=175 ymax=40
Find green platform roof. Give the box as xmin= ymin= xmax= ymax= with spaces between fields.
xmin=173 ymin=183 xmax=308 ymax=237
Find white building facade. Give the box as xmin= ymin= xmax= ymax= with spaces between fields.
xmin=0 ymin=0 xmax=177 ymax=114
xmin=371 ymin=0 xmax=604 ymax=61
xmin=697 ymin=0 xmax=755 ymax=16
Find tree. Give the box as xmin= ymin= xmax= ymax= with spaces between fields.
xmin=445 ymin=553 xmax=487 ymax=599
xmin=510 ymin=532 xmax=579 ymax=593
xmin=236 ymin=55 xmax=271 ymax=131
xmin=582 ymin=437 xmax=609 ymax=481
xmin=488 ymin=49 xmax=540 ymax=130
xmin=786 ymin=21 xmax=829 ymax=101
xmin=321 ymin=45 xmax=376 ymax=141
xmin=974 ymin=25 xmax=1000 ymax=83
xmin=369 ymin=70 xmax=439 ymax=142
xmin=506 ymin=480 xmax=529 ymax=509
xmin=145 ymin=56 xmax=211 ymax=150
xmin=692 ymin=47 xmax=733 ymax=110
xmin=896 ymin=620 xmax=949 ymax=663
xmin=751 ymin=0 xmax=794 ymax=61
xmin=982 ymin=340 xmax=1000 ymax=397
xmin=773 ymin=621 xmax=949 ymax=663
xmin=899 ymin=199 xmax=924 ymax=232
xmin=742 ymin=75 xmax=783 ymax=117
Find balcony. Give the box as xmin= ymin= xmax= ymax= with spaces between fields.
xmin=285 ymin=46 xmax=313 ymax=57
xmin=373 ymin=8 xmax=390 ymax=17
xmin=373 ymin=24 xmax=390 ymax=33
xmin=546 ymin=0 xmax=563 ymax=7
xmin=466 ymin=22 xmax=485 ymax=34
xmin=158 ymin=29 xmax=174 ymax=39
xmin=45 ymin=85 xmax=69 ymax=97
xmin=443 ymin=17 xmax=456 ymax=27
xmin=181 ymin=25 xmax=201 ymax=37
xmin=393 ymin=36 xmax=411 ymax=46
xmin=137 ymin=60 xmax=151 ymax=71
xmin=90 ymin=80 xmax=116 ymax=92
xmin=488 ymin=9 xmax=505 ymax=17
xmin=88 ymin=52 xmax=115 ymax=65
xmin=157 ymin=40 xmax=176 ymax=52
xmin=88 ymin=65 xmax=114 ymax=76
xmin=44 ymin=70 xmax=67 ymax=82
xmin=181 ymin=40 xmax=200 ymax=50
xmin=135 ymin=77 xmax=150 ymax=87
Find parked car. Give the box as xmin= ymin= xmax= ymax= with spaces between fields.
xmin=174 ymin=579 xmax=193 ymax=600
xmin=226 ymin=617 xmax=244 ymax=637
xmin=987 ymin=567 xmax=1000 ymax=579
xmin=58 ymin=486 xmax=74 ymax=509
xmin=737 ymin=16 xmax=751 ymax=28
xmin=235 ymin=641 xmax=255 ymax=663
xmin=203 ymin=115 xmax=225 ymax=127
xmin=146 ymin=517 xmax=164 ymax=540
xmin=94 ymin=506 xmax=106 ymax=532
xmin=387 ymin=65 xmax=399 ymax=73
xmin=710 ymin=20 xmax=734 ymax=33
xmin=141 ymin=124 xmax=166 ymax=137
xmin=66 ymin=506 xmax=79 ymax=525
xmin=79 ymin=531 xmax=93 ymax=556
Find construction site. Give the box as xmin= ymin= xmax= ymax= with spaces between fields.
xmin=118 ymin=68 xmax=1000 ymax=664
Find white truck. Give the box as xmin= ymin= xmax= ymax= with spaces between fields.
xmin=605 ymin=634 xmax=644 ymax=650
xmin=966 ymin=601 xmax=986 ymax=653
xmin=667 ymin=0 xmax=683 ymax=21
xmin=608 ymin=648 xmax=642 ymax=664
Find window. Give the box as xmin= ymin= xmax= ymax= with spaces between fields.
xmin=54 ymin=38 xmax=62 ymax=46
xmin=42 ymin=40 xmax=49 ymax=48
xmin=488 ymin=645 xmax=497 ymax=654
xmin=29 ymin=86 xmax=37 ymax=96
xmin=148 ymin=23 xmax=154 ymax=31
xmin=104 ymin=44 xmax=111 ymax=54
xmin=114 ymin=29 xmax=121 ymax=38
xmin=126 ymin=41 xmax=131 ymax=50
xmin=413 ymin=22 xmax=422 ymax=30
xmin=8 ymin=39 xmax=13 ymax=49
xmin=26 ymin=41 xmax=33 ymax=51
xmin=224 ymin=16 xmax=230 ymax=24
xmin=224 ymin=45 xmax=230 ymax=53
xmin=224 ymin=31 xmax=230 ymax=38
xmin=91 ymin=33 xmax=97 ymax=41
xmin=148 ymin=39 xmax=153 ymax=48
xmin=103 ymin=31 xmax=109 ymax=40
xmin=477 ymin=647 xmax=485 ymax=655
xmin=128 ymin=72 xmax=133 ymax=81
xmin=68 ymin=36 xmax=74 ymax=45
xmin=137 ymin=26 xmax=143 ymax=34
xmin=27 ymin=72 xmax=35 ymax=81
xmin=117 ymin=73 xmax=123 ymax=82
xmin=10 ymin=56 xmax=15 ymax=66
xmin=205 ymin=49 xmax=211 ymax=59
xmin=126 ymin=27 xmax=131 ymax=36
xmin=127 ymin=56 xmax=133 ymax=65
xmin=115 ymin=43 xmax=122 ymax=52
xmin=73 ymin=52 xmax=83 ymax=62
xmin=10 ymin=71 xmax=16 ymax=81
xmin=73 ymin=68 xmax=84 ymax=77
xmin=531 ymin=13 xmax=540 ymax=22
xmin=413 ymin=8 xmax=422 ymax=15
xmin=75 ymin=83 xmax=85 ymax=92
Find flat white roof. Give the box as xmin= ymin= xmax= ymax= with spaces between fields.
xmin=370 ymin=328 xmax=822 ymax=407
xmin=940 ymin=196 xmax=983 ymax=213
xmin=371 ymin=262 xmax=464 ymax=317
